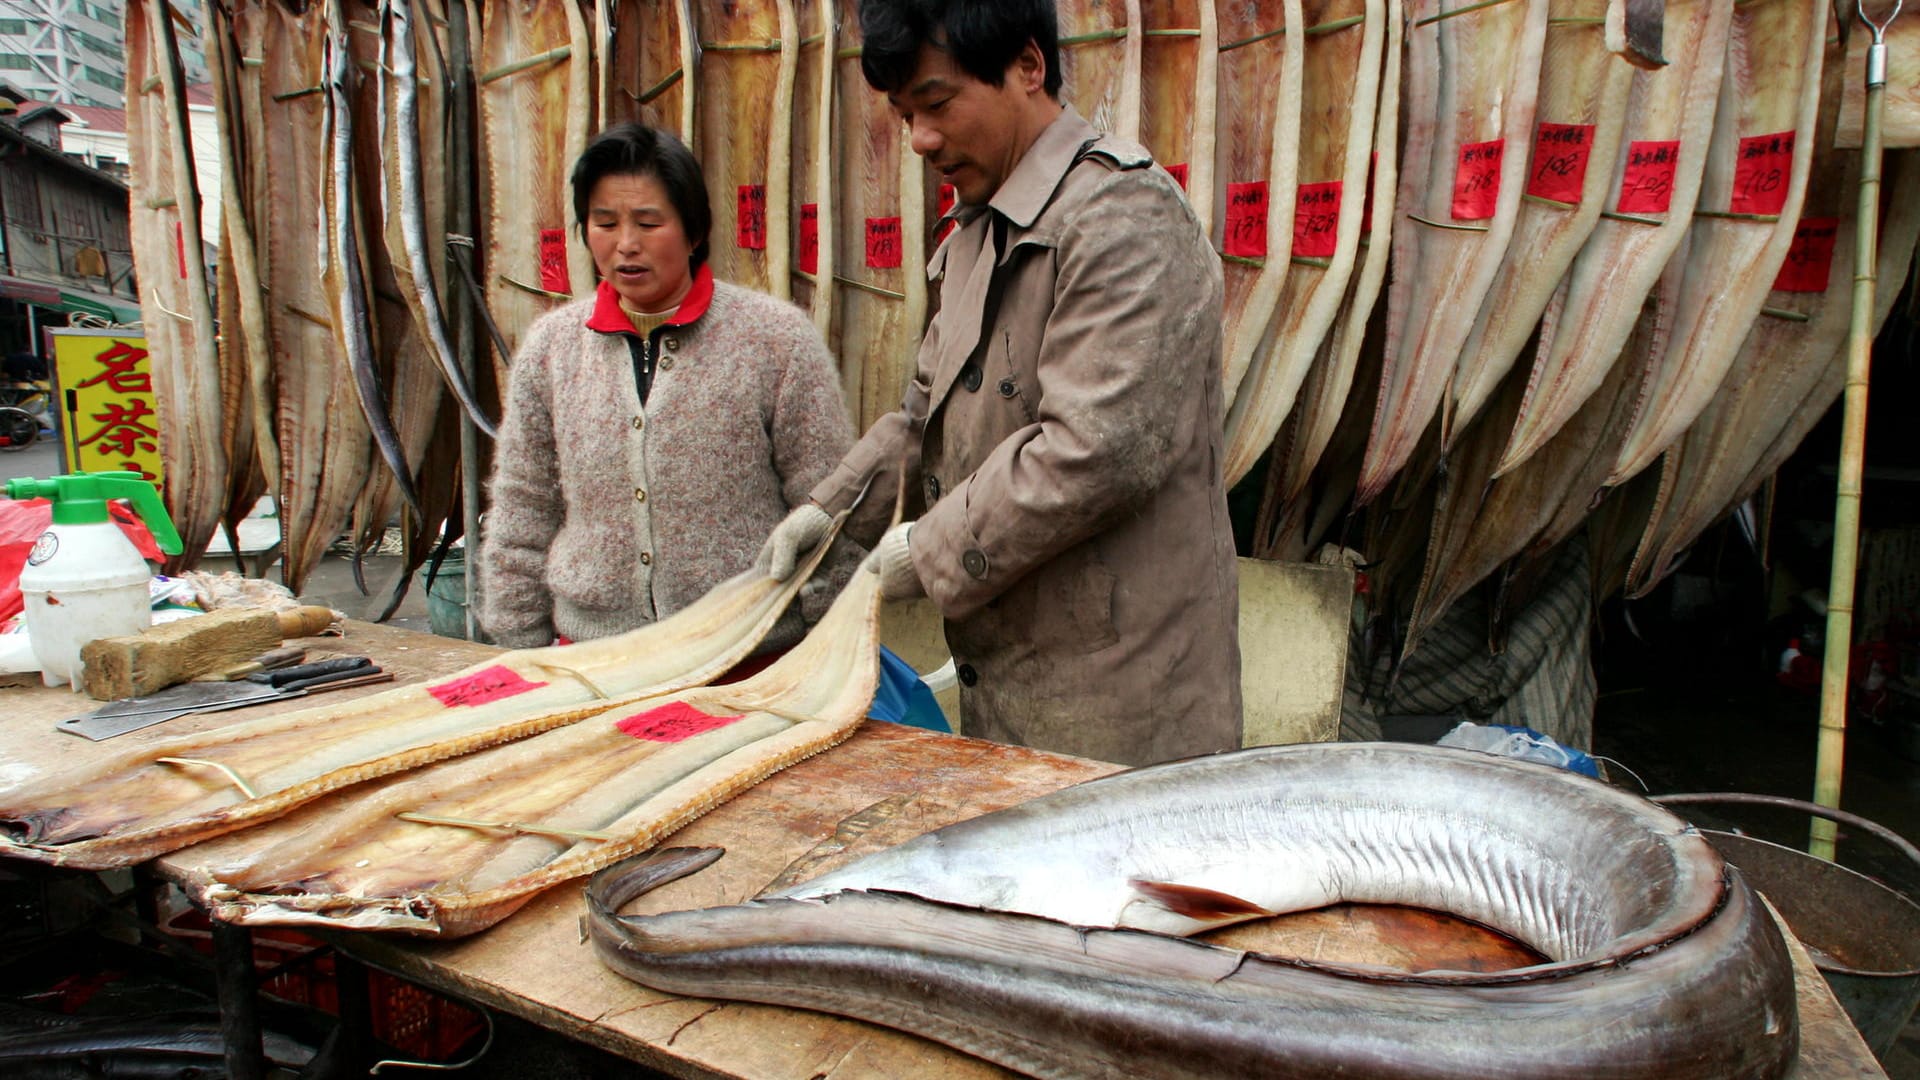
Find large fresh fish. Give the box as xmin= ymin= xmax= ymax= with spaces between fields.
xmin=1137 ymin=0 xmax=1217 ymax=235
xmin=1262 ymin=0 xmax=1401 ymax=518
xmin=125 ymin=0 xmax=228 ymax=573
xmin=0 ymin=527 xmax=843 ymax=870
xmin=1496 ymin=0 xmax=1729 ymax=477
xmin=833 ymin=0 xmax=930 ymax=430
xmin=1357 ymin=0 xmax=1548 ymax=504
xmin=256 ymin=0 xmax=374 ymax=592
xmin=787 ymin=0 xmax=836 ymax=339
xmin=692 ymin=0 xmax=793 ymax=298
xmin=590 ymin=743 xmax=1798 ymax=1079
xmin=1445 ymin=0 xmax=1636 ymax=444
xmin=1630 ymin=149 xmax=1920 ymax=596
xmin=1219 ymin=0 xmax=1383 ymax=487
xmin=188 ymin=561 xmax=885 ymax=937
xmin=479 ymin=0 xmax=593 ymax=385
xmin=1214 ymin=0 xmax=1303 ymax=409
xmin=1057 ymin=0 xmax=1142 ymax=142
xmin=1604 ymin=0 xmax=1828 ymax=486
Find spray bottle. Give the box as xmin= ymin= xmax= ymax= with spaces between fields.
xmin=4 ymin=472 xmax=182 ymax=690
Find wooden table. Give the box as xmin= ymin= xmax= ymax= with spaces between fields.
xmin=0 ymin=621 xmax=1888 ymax=1079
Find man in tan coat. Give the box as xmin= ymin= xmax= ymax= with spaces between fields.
xmin=761 ymin=0 xmax=1240 ymax=766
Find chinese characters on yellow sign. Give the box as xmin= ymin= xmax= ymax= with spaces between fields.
xmin=49 ymin=329 xmax=165 ymax=488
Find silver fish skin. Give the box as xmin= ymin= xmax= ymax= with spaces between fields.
xmin=588 ymin=744 xmax=1798 ymax=1079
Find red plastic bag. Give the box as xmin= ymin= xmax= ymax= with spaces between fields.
xmin=0 ymin=498 xmax=162 ymax=628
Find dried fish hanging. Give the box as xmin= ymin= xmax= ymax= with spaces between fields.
xmin=478 ymin=0 xmax=593 ymax=389
xmin=125 ymin=0 xmax=229 ymax=573
xmin=0 ymin=528 xmax=844 ymax=871
xmin=189 ymin=562 xmax=888 ymax=938
xmin=1219 ymin=0 xmax=1383 ymax=487
xmin=691 ymin=0 xmax=794 ymax=299
xmin=1497 ymin=0 xmax=1730 ymax=478
xmin=788 ymin=0 xmax=837 ymax=341
xmin=1443 ymin=0 xmax=1637 ymax=445
xmin=1358 ymin=0 xmax=1548 ymax=505
xmin=1137 ymin=0 xmax=1218 ymax=240
xmin=1057 ymin=0 xmax=1143 ymax=143
xmin=1604 ymin=0 xmax=1829 ymax=486
xmin=1214 ymin=0 xmax=1303 ymax=410
xmin=832 ymin=0 xmax=931 ymax=430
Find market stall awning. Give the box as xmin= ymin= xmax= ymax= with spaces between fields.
xmin=56 ymin=289 xmax=141 ymax=324
xmin=0 ymin=275 xmax=63 ymax=306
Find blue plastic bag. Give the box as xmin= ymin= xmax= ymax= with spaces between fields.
xmin=867 ymin=646 xmax=950 ymax=732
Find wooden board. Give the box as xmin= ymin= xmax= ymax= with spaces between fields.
xmin=0 ymin=623 xmax=1885 ymax=1079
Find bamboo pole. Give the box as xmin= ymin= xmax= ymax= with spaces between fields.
xmin=1811 ymin=0 xmax=1900 ymax=860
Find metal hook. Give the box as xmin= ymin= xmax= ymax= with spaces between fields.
xmin=1858 ymin=0 xmax=1904 ymax=87
xmin=369 ymin=1002 xmax=495 ymax=1073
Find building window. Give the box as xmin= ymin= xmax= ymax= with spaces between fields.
xmin=0 ymin=54 xmax=32 ymax=71
xmin=0 ymin=19 xmax=27 ymax=35
xmin=74 ymin=31 xmax=119 ymax=56
xmin=82 ymin=66 xmax=121 ymax=92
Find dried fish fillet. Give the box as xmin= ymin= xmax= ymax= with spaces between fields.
xmin=1058 ymin=0 xmax=1143 ymax=142
xmin=190 ymin=564 xmax=885 ymax=937
xmin=1220 ymin=0 xmax=1383 ymax=487
xmin=1359 ymin=0 xmax=1548 ymax=504
xmin=1138 ymin=0 xmax=1218 ymax=235
xmin=693 ymin=0 xmax=791 ymax=297
xmin=788 ymin=0 xmax=837 ymax=338
xmin=0 ymin=530 xmax=842 ymax=870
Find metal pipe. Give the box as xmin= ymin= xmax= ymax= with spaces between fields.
xmin=1812 ymin=0 xmax=1901 ymax=860
xmin=448 ymin=0 xmax=483 ymax=643
xmin=211 ymin=921 xmax=265 ymax=1080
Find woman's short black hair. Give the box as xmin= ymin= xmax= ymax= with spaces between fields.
xmin=859 ymin=0 xmax=1061 ymax=98
xmin=570 ymin=123 xmax=711 ymax=268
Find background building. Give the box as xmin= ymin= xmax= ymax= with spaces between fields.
xmin=0 ymin=0 xmax=208 ymax=110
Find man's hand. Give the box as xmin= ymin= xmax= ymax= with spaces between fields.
xmin=865 ymin=521 xmax=924 ymax=600
xmin=758 ymin=503 xmax=833 ymax=580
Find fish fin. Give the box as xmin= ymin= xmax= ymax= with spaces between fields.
xmin=1127 ymin=879 xmax=1276 ymax=921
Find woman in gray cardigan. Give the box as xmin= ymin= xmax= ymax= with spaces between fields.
xmin=479 ymin=124 xmax=855 ymax=652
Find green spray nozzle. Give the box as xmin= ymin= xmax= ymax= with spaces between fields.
xmin=4 ymin=471 xmax=184 ymax=556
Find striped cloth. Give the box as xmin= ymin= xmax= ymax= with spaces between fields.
xmin=1342 ymin=535 xmax=1596 ymax=750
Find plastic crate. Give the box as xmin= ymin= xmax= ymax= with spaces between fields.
xmin=162 ymin=907 xmax=485 ymax=1061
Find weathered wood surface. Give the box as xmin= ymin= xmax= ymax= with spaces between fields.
xmin=0 ymin=623 xmax=1884 ymax=1079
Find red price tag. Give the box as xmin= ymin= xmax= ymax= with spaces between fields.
xmin=1616 ymin=140 xmax=1680 ymax=214
xmin=614 ymin=701 xmax=742 ymax=742
xmin=1165 ymin=162 xmax=1189 ymax=190
xmin=1525 ymin=122 xmax=1596 ymax=205
xmin=429 ymin=665 xmax=549 ymax=708
xmin=736 ymin=184 xmax=767 ymax=250
xmin=1291 ymin=181 xmax=1342 ymax=259
xmin=865 ymin=217 xmax=902 ymax=268
xmin=1732 ymin=130 xmax=1794 ymax=215
xmin=174 ymin=221 xmax=187 ymax=279
xmin=937 ymin=183 xmax=957 ymax=244
xmin=1772 ymin=217 xmax=1839 ymax=293
xmin=799 ymin=203 xmax=818 ymax=274
xmin=1361 ymin=151 xmax=1378 ymax=235
xmin=538 ymin=228 xmax=570 ymax=293
xmin=1451 ymin=139 xmax=1504 ymax=221
xmin=1223 ymin=181 xmax=1268 ymax=258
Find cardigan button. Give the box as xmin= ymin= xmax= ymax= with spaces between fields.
xmin=659 ymin=355 xmax=675 ymax=371
xmin=633 ymin=487 xmax=646 ymax=503
xmin=639 ymin=551 xmax=652 ymax=566
xmin=631 ymin=415 xmax=644 ymax=430
xmin=664 ymin=337 xmax=681 ymax=351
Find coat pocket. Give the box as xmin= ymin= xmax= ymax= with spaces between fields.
xmin=1029 ymin=547 xmax=1120 ymax=656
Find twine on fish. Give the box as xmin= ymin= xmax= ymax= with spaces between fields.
xmin=533 ymin=663 xmax=610 ymax=700
xmin=396 ymin=811 xmax=618 ymax=843
xmin=157 ymin=758 xmax=260 ymax=800
xmin=446 ymin=235 xmax=515 ymax=370
xmin=1059 ymin=29 xmax=1130 ymax=47
xmin=700 ymin=39 xmax=782 ymax=53
xmin=498 ymin=274 xmax=573 ymax=301
xmin=1305 ymin=15 xmax=1367 ymax=35
xmin=631 ymin=67 xmax=684 ymax=104
xmin=271 ymin=84 xmax=324 ymax=102
xmin=1143 ymin=28 xmax=1203 ymax=37
xmin=1693 ymin=209 xmax=1781 ymax=223
xmin=479 ymin=46 xmax=571 ymax=85
xmin=1414 ymin=0 xmax=1523 ymax=27
xmin=1522 ymin=193 xmax=1580 ymax=211
xmin=1759 ymin=306 xmax=1813 ymax=322
xmin=1219 ymin=26 xmax=1287 ymax=52
xmin=1406 ymin=213 xmax=1491 ymax=232
xmin=834 ymin=275 xmax=908 ymax=301
xmin=1600 ymin=210 xmax=1666 ymax=226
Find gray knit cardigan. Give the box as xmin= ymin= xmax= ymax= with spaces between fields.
xmin=478 ymin=279 xmax=857 ymax=650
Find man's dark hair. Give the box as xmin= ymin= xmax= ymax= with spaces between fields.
xmin=570 ymin=123 xmax=711 ymax=268
xmin=859 ymin=0 xmax=1061 ymax=98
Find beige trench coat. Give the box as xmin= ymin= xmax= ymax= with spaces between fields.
xmin=812 ymin=108 xmax=1241 ymax=766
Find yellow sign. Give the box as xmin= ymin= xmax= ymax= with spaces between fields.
xmin=49 ymin=328 xmax=165 ymax=488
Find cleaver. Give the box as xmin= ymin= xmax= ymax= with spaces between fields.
xmin=58 ymin=681 xmax=306 ymax=741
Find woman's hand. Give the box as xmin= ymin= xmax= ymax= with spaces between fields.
xmin=757 ymin=503 xmax=833 ymax=580
xmin=864 ymin=522 xmax=924 ymax=600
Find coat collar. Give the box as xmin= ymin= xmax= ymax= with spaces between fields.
xmin=584 ymin=262 xmax=715 ymax=334
xmin=983 ymin=106 xmax=1098 ymax=230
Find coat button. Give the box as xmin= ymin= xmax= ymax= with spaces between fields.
xmin=961 ymin=363 xmax=982 ymax=392
xmin=962 ymin=548 xmax=988 ymax=580
xmin=633 ymin=487 xmax=646 ymax=503
xmin=631 ymin=415 xmax=644 ymax=430
xmin=924 ymin=475 xmax=941 ymax=503
xmin=957 ymin=663 xmax=978 ymax=687
xmin=664 ymin=337 xmax=680 ymax=351
xmin=639 ymin=551 xmax=652 ymax=566
xmin=998 ymin=377 xmax=1016 ymax=398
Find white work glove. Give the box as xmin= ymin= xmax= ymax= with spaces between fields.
xmin=865 ymin=521 xmax=924 ymax=600
xmin=758 ymin=503 xmax=833 ymax=580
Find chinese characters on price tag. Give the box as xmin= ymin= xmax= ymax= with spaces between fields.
xmin=1452 ymin=139 xmax=1504 ymax=221
xmin=1772 ymin=217 xmax=1838 ymax=293
xmin=1292 ymin=181 xmax=1342 ymax=259
xmin=428 ymin=666 xmax=549 ymax=708
xmin=1224 ymin=181 xmax=1269 ymax=258
xmin=736 ymin=185 xmax=767 ymax=250
xmin=1526 ymin=123 xmax=1595 ymax=204
xmin=538 ymin=228 xmax=570 ymax=293
xmin=799 ymin=204 xmax=819 ymax=274
xmin=1616 ymin=140 xmax=1680 ymax=214
xmin=865 ymin=217 xmax=902 ymax=268
xmin=614 ymin=702 xmax=742 ymax=742
xmin=1731 ymin=131 xmax=1793 ymax=216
